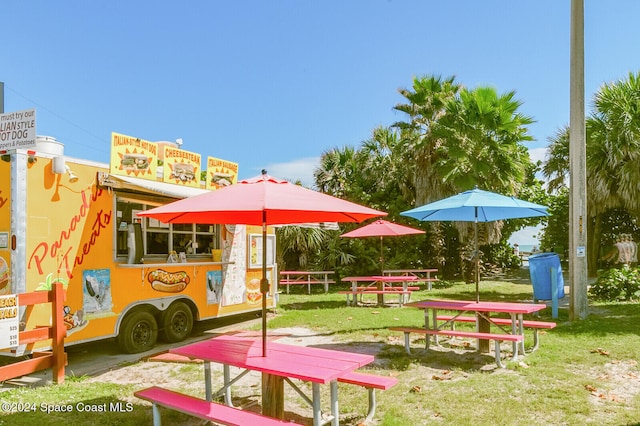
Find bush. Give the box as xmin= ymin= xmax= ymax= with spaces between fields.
xmin=483 ymin=242 xmax=522 ymax=270
xmin=589 ymin=265 xmax=640 ymax=302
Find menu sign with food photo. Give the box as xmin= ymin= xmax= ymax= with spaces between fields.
xmin=110 ymin=132 xmax=158 ymax=180
xmin=206 ymin=156 xmax=238 ymax=190
xmin=0 ymin=293 xmax=18 ymax=349
xmin=162 ymin=146 xmax=201 ymax=188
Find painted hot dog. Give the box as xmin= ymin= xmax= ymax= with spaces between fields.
xmin=147 ymin=269 xmax=190 ymax=293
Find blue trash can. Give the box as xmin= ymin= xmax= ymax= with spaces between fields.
xmin=528 ymin=252 xmax=565 ymax=301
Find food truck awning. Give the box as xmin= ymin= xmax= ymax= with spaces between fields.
xmin=97 ymin=172 xmax=209 ymax=199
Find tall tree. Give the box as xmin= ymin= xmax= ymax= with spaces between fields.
xmin=314 ymin=146 xmax=359 ymax=198
xmin=543 ymin=72 xmax=640 ymax=275
xmin=393 ymin=74 xmax=461 ymax=205
xmin=590 ymin=71 xmax=640 ymax=216
xmin=394 ymin=78 xmax=536 ymax=277
xmin=436 ymin=86 xmax=533 ymax=195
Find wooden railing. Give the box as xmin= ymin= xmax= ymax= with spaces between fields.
xmin=0 ymin=283 xmax=67 ymax=384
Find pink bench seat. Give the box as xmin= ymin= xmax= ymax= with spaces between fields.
xmin=337 ymin=371 xmax=397 ymax=423
xmin=135 ymin=386 xmax=296 ymax=425
xmin=436 ymin=315 xmax=556 ymax=352
xmin=389 ymin=326 xmax=523 ymax=368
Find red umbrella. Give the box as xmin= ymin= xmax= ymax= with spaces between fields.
xmin=138 ymin=171 xmax=386 ymax=355
xmin=341 ymin=219 xmax=425 ymax=273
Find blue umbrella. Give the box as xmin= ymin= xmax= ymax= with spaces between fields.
xmin=401 ymin=188 xmax=549 ymax=301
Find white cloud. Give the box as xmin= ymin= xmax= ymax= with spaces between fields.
xmin=261 ymin=157 xmax=320 ymax=188
xmin=529 ymin=147 xmax=548 ymax=164
xmin=507 ymin=224 xmax=543 ymax=246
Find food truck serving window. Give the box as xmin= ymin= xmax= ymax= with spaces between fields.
xmin=115 ymin=195 xmax=221 ymax=261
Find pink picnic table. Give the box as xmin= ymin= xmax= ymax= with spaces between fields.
xmin=342 ymin=275 xmax=418 ymax=291
xmin=341 ymin=275 xmax=419 ymax=306
xmin=170 ymin=334 xmax=374 ymax=426
xmin=383 ymin=268 xmax=438 ymax=290
xmin=279 ymin=270 xmax=335 ymax=293
xmin=404 ymin=299 xmax=547 ymax=357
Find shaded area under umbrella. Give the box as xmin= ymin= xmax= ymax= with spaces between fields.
xmin=138 ymin=170 xmax=386 ymax=356
xmin=401 ymin=187 xmax=549 ymax=302
xmin=341 ymin=219 xmax=425 ymax=273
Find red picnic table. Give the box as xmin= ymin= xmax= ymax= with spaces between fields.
xmin=383 ymin=268 xmax=438 ymax=290
xmin=279 ymin=270 xmax=335 ymax=293
xmin=398 ymin=299 xmax=548 ymax=364
xmin=340 ymin=275 xmax=419 ymax=306
xmin=170 ymin=334 xmax=374 ymax=426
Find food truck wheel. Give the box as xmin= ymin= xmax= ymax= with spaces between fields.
xmin=118 ymin=310 xmax=159 ymax=353
xmin=160 ymin=301 xmax=194 ymax=343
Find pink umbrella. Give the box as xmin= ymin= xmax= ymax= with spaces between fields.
xmin=341 ymin=219 xmax=425 ymax=273
xmin=138 ymin=171 xmax=386 ymax=355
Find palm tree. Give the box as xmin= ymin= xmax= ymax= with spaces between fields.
xmin=542 ymin=126 xmax=570 ymax=193
xmin=275 ymin=225 xmax=330 ymax=271
xmin=543 ymin=72 xmax=640 ymax=275
xmin=314 ymin=146 xmax=360 ymax=199
xmin=436 ymin=87 xmax=534 ymax=195
xmin=393 ymin=74 xmax=461 ymax=205
xmin=395 ymin=78 xmax=536 ymax=278
xmin=358 ymin=126 xmax=414 ymax=211
xmin=590 ymin=72 xmax=640 ymax=216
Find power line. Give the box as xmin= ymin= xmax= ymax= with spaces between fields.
xmin=5 ymin=84 xmax=111 ymax=155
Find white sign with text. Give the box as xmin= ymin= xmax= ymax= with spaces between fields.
xmin=0 ymin=108 xmax=37 ymax=151
xmin=0 ymin=294 xmax=19 ymax=349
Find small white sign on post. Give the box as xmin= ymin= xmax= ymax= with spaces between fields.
xmin=0 ymin=294 xmax=19 ymax=349
xmin=0 ymin=108 xmax=37 ymax=151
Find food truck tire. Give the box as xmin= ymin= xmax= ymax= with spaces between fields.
xmin=160 ymin=301 xmax=194 ymax=343
xmin=118 ymin=310 xmax=159 ymax=353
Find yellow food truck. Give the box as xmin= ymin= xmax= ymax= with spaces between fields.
xmin=0 ymin=133 xmax=276 ymax=354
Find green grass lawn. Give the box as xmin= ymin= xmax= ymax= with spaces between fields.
xmin=1 ymin=279 xmax=639 ymax=425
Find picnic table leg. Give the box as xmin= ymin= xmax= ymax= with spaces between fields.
xmin=515 ymin=313 xmax=524 ymax=356
xmin=152 ymin=403 xmax=162 ymax=426
xmin=377 ymin=280 xmax=384 ymax=305
xmin=330 ymin=380 xmax=339 ymax=426
xmin=477 ymin=314 xmax=491 ymax=353
xmin=494 ymin=340 xmax=506 ymax=368
xmin=205 ymin=361 xmax=212 ymax=402
xmin=530 ymin=329 xmax=541 ymax=352
xmin=324 ymin=273 xmax=329 ymax=293
xmin=364 ymin=386 xmax=377 ymax=423
xmin=312 ymin=383 xmax=322 ymax=426
xmin=402 ymin=331 xmax=413 ymax=355
xmin=402 ymin=280 xmax=412 ymax=303
xmin=262 ymin=373 xmax=285 ymax=420
xmin=307 ymin=276 xmax=311 ymax=294
xmin=223 ymin=364 xmax=233 ymax=406
xmin=429 ymin=309 xmax=437 ymax=348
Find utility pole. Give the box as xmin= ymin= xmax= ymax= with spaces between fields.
xmin=569 ymin=0 xmax=589 ymax=320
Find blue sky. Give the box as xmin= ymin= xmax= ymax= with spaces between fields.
xmin=3 ymin=2 xmax=640 ymax=239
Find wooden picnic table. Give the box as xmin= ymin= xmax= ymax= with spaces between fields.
xmin=279 ymin=270 xmax=335 ymax=294
xmin=170 ymin=334 xmax=374 ymax=426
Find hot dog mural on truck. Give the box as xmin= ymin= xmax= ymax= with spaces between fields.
xmin=0 ymin=133 xmax=276 ymax=356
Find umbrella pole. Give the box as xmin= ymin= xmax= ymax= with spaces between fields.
xmin=380 ymin=236 xmax=384 ymax=274
xmin=261 ymin=220 xmax=268 ymax=357
xmin=474 ymin=217 xmax=479 ymax=303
